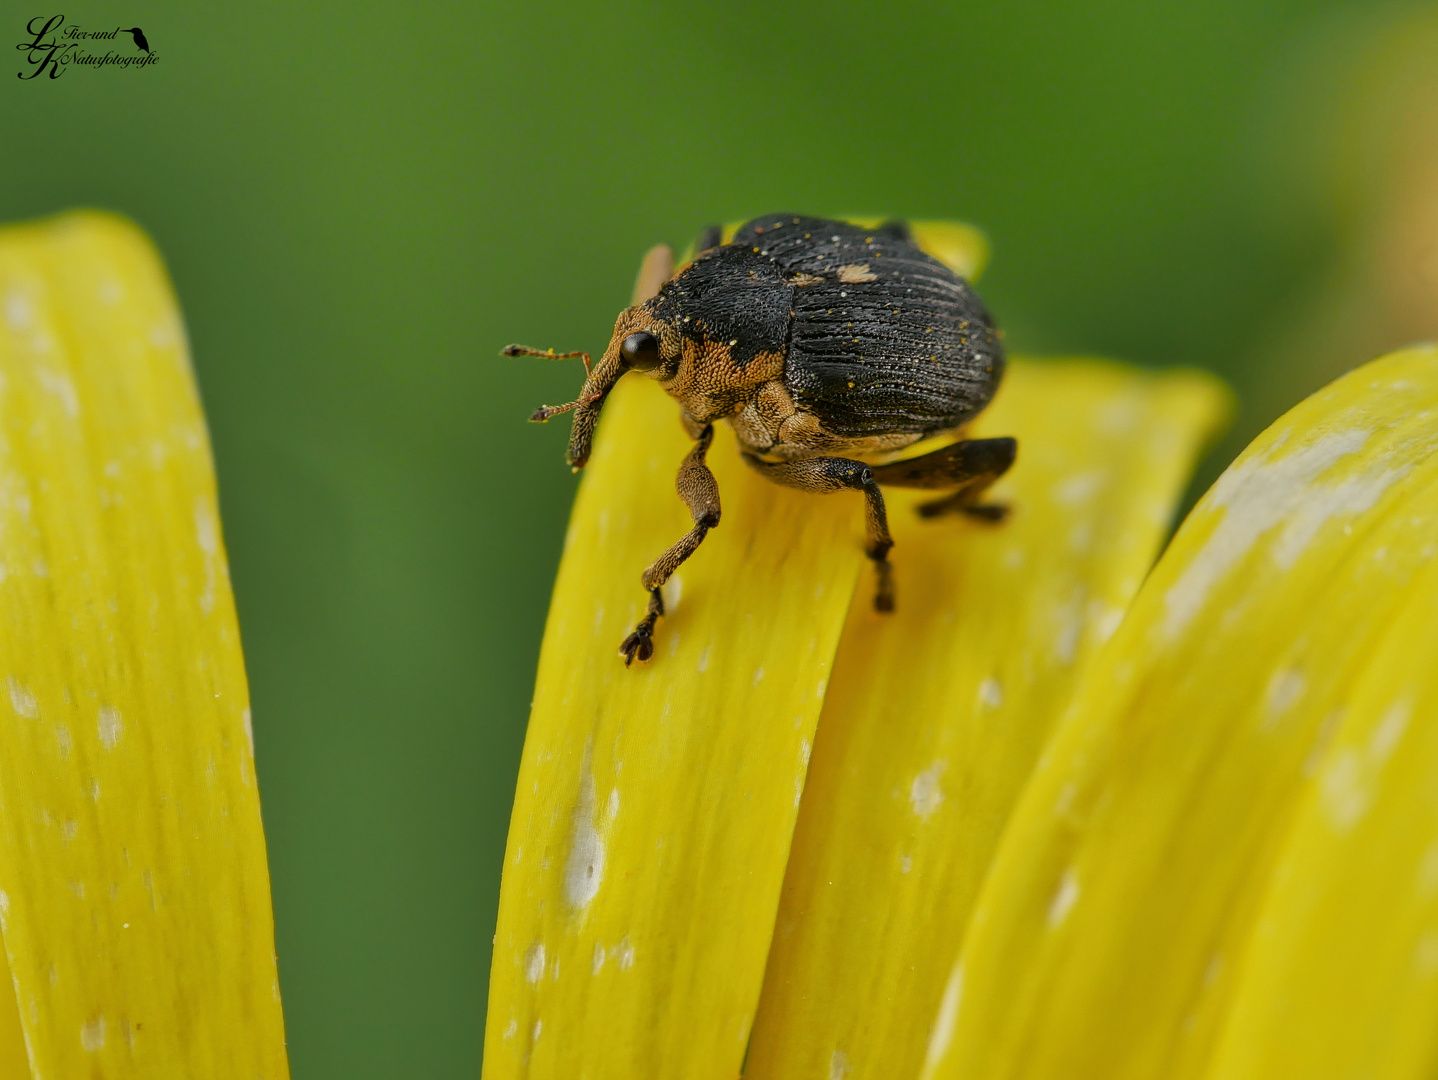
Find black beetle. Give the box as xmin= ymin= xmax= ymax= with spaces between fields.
xmin=505 ymin=215 xmax=1016 ymax=665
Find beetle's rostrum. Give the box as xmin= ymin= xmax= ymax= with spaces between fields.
xmin=505 ymin=215 xmax=1017 ymax=666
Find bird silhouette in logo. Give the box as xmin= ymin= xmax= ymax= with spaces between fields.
xmin=120 ymin=27 xmax=150 ymax=53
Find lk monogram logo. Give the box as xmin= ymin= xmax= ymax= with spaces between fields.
xmin=17 ymin=15 xmax=158 ymax=80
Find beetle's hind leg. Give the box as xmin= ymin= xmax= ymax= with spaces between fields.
xmin=741 ymin=454 xmax=896 ymax=613
xmin=868 ymin=436 xmax=1017 ymax=522
xmin=620 ymin=425 xmax=722 ymax=666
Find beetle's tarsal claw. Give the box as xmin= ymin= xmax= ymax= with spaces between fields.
xmin=619 ymin=627 xmax=654 ymax=666
xmin=620 ymin=588 xmax=665 ymax=666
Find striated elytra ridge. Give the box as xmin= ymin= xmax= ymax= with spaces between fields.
xmin=710 ymin=214 xmax=1006 ymax=437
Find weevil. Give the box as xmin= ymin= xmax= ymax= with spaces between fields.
xmin=504 ymin=215 xmax=1016 ymax=666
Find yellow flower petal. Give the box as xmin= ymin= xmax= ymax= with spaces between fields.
xmin=924 ymin=344 xmax=1438 ymax=1080
xmin=1207 ymin=559 xmax=1438 ymax=1078
xmin=745 ymin=360 xmax=1230 ymax=1080
xmin=484 ymin=372 xmax=865 ymax=1078
xmin=0 ymin=958 xmax=23 ymax=1074
xmin=0 ymin=212 xmax=287 ymax=1076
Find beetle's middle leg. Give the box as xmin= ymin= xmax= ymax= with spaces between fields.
xmin=869 ymin=436 xmax=1017 ymax=522
xmin=620 ymin=424 xmax=721 ymax=666
xmin=741 ymin=453 xmax=896 ymax=613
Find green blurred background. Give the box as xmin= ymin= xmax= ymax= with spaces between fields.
xmin=5 ymin=1 xmax=1436 ymax=1076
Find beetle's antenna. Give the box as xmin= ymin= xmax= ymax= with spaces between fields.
xmin=528 ymin=393 xmax=601 ymax=423
xmin=501 ymin=344 xmax=592 ymax=376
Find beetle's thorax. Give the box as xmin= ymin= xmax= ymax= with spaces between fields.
xmin=612 ymin=246 xmax=794 ymax=427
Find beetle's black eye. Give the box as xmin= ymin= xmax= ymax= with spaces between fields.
xmin=621 ymin=331 xmax=662 ymax=370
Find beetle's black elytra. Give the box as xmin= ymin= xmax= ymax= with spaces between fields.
xmin=506 ymin=215 xmax=1016 ymax=666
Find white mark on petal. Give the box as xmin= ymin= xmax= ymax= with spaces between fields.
xmin=1263 ymin=668 xmax=1306 ymax=729
xmin=829 ymin=1048 xmax=851 ymax=1079
xmin=1321 ymin=750 xmax=1368 ymax=831
xmin=1370 ymin=700 xmax=1411 ymax=762
xmin=1164 ymin=429 xmax=1407 ymax=638
xmin=697 ymin=645 xmax=711 ymax=673
xmin=4 ymin=291 xmax=34 ymax=330
xmin=978 ymin=677 xmax=1003 ymax=709
xmin=80 ymin=1016 xmax=105 ymax=1052
xmin=1322 ymin=699 xmax=1411 ymax=831
xmin=195 ymin=500 xmax=219 ymax=613
xmin=523 ymin=942 xmax=545 ymax=984
xmin=8 ymin=677 xmax=38 ymax=719
xmin=1095 ymin=396 xmax=1140 ymax=435
xmin=592 ymin=942 xmax=606 ymax=974
xmin=37 ymin=367 xmax=79 ymax=417
xmin=923 ymin=963 xmax=964 ymax=1069
xmin=752 ymin=666 xmax=766 ymax=686
xmin=1048 ymin=868 xmax=1081 ymax=927
xmin=1054 ymin=612 xmax=1081 ymax=665
xmin=1094 ymin=606 xmax=1125 ymax=644
xmin=55 ymin=724 xmax=72 ymax=759
xmin=563 ymin=765 xmax=605 ymax=909
xmin=98 ymin=706 xmax=123 ymax=749
xmin=909 ymin=761 xmax=946 ymax=819
xmin=1053 ymin=470 xmax=1104 ymax=506
xmin=616 ymin=936 xmax=634 ymax=970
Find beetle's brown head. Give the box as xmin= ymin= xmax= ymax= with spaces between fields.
xmin=564 ymin=302 xmax=684 ymax=469
xmin=512 ymin=240 xmax=789 ymax=470
xmin=566 ymin=243 xmax=793 ymax=467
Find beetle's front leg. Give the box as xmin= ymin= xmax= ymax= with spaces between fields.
xmin=741 ymin=453 xmax=896 ymax=613
xmin=620 ymin=424 xmax=721 ymax=666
